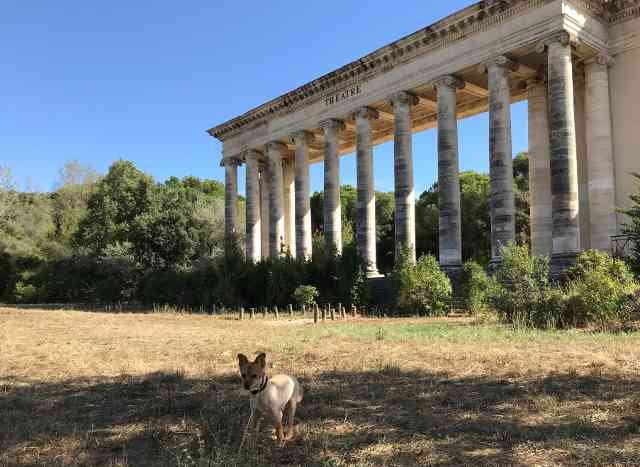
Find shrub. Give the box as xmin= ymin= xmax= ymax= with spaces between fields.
xmin=392 ymin=251 xmax=452 ymax=315
xmin=293 ymin=285 xmax=319 ymax=307
xmin=460 ymin=260 xmax=497 ymax=314
xmin=489 ymin=243 xmax=557 ymax=328
xmin=563 ymin=250 xmax=639 ymax=330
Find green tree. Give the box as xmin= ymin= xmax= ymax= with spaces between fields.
xmin=76 ymin=160 xmax=156 ymax=255
xmin=51 ymin=160 xmax=100 ymax=250
xmin=621 ymin=173 xmax=640 ymax=274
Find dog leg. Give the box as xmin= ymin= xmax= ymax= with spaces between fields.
xmin=275 ymin=421 xmax=285 ymax=446
xmin=284 ymin=400 xmax=297 ymax=440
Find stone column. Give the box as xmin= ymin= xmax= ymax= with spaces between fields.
xmin=245 ymin=150 xmax=262 ymax=263
xmin=434 ymin=76 xmax=464 ymax=277
xmin=389 ymin=91 xmax=419 ymax=263
xmin=484 ymin=56 xmax=517 ymax=265
xmin=223 ymin=158 xmax=240 ymax=244
xmin=283 ymin=158 xmax=296 ymax=257
xmin=354 ymin=107 xmax=379 ymax=276
xmin=541 ymin=32 xmax=581 ymax=273
xmin=259 ymin=161 xmax=270 ymax=260
xmin=527 ymin=77 xmax=553 ymax=257
xmin=267 ymin=141 xmax=287 ymax=258
xmin=585 ymin=54 xmax=616 ymax=252
xmin=321 ymin=119 xmax=345 ymax=255
xmin=292 ymin=130 xmax=314 ymax=261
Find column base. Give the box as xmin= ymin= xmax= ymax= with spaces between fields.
xmin=550 ymin=251 xmax=579 ymax=282
xmin=366 ymin=268 xmax=383 ymax=279
xmin=441 ymin=263 xmax=463 ymax=290
xmin=488 ymin=257 xmax=503 ymax=276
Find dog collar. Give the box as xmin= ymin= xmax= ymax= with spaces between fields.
xmin=250 ymin=375 xmax=269 ymax=395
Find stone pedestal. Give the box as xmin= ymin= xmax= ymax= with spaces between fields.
xmin=389 ymin=91 xmax=418 ymax=264
xmin=321 ymin=119 xmax=345 ymax=255
xmin=484 ymin=56 xmax=517 ymax=265
xmin=355 ymin=107 xmax=379 ymax=276
xmin=435 ymin=76 xmax=464 ymax=275
xmin=267 ymin=141 xmax=287 ymax=258
xmin=292 ymin=130 xmax=314 ymax=261
xmin=245 ymin=150 xmax=262 ymax=263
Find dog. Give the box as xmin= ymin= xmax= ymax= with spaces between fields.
xmin=237 ymin=352 xmax=303 ymax=445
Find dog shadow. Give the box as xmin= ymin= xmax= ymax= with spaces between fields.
xmin=1 ymin=368 xmax=639 ymax=466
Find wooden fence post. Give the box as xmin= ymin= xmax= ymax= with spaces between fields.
xmin=288 ymin=304 xmax=294 ymax=319
xmin=321 ymin=305 xmax=326 ymax=321
xmin=351 ymin=304 xmax=357 ymax=318
xmin=330 ymin=306 xmax=336 ymax=321
xmin=274 ymin=306 xmax=279 ymax=320
xmin=302 ymin=304 xmax=306 ymax=318
xmin=250 ymin=308 xmax=255 ymax=319
xmin=263 ymin=306 xmax=268 ymax=319
xmin=239 ymin=307 xmax=245 ymax=320
xmin=313 ymin=305 xmax=318 ymax=324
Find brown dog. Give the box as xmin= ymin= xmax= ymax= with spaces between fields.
xmin=237 ymin=353 xmax=303 ymax=444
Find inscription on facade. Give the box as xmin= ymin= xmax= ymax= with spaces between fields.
xmin=325 ymin=84 xmax=362 ymax=107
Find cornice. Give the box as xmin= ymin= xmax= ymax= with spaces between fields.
xmin=608 ymin=0 xmax=640 ymax=23
xmin=208 ymin=0 xmax=557 ymax=142
xmin=208 ymin=0 xmax=640 ymax=143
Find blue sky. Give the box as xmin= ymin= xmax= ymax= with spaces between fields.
xmin=1 ymin=0 xmax=527 ymax=194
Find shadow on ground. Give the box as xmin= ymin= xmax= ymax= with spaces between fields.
xmin=1 ymin=367 xmax=639 ymax=466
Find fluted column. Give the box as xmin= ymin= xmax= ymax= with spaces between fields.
xmin=245 ymin=150 xmax=262 ymax=263
xmin=267 ymin=141 xmax=287 ymax=258
xmin=283 ymin=158 xmax=296 ymax=257
xmin=354 ymin=107 xmax=379 ymax=276
xmin=528 ymin=76 xmax=553 ymax=257
xmin=389 ymin=91 xmax=418 ymax=263
xmin=223 ymin=158 xmax=240 ymax=244
xmin=435 ymin=76 xmax=464 ymax=275
xmin=585 ymin=54 xmax=616 ymax=252
xmin=321 ymin=119 xmax=345 ymax=255
xmin=541 ymin=32 xmax=581 ymax=273
xmin=292 ymin=130 xmax=314 ymax=261
xmin=259 ymin=161 xmax=270 ymax=260
xmin=484 ymin=56 xmax=517 ymax=265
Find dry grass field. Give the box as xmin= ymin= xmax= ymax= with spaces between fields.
xmin=1 ymin=307 xmax=640 ymax=466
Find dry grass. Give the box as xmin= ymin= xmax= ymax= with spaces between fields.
xmin=1 ymin=307 xmax=640 ymax=466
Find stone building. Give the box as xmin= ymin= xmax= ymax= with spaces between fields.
xmin=208 ymin=0 xmax=640 ymax=277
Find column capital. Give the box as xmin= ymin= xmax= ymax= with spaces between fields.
xmin=220 ymin=157 xmax=242 ymax=168
xmin=536 ymin=31 xmax=575 ymax=53
xmin=290 ymin=130 xmax=316 ymax=145
xmin=585 ymin=53 xmax=615 ymax=67
xmin=480 ymin=55 xmax=519 ymax=73
xmin=353 ymin=106 xmax=380 ymax=121
xmin=266 ymin=140 xmax=288 ymax=154
xmin=243 ymin=149 xmax=263 ymax=162
xmin=319 ymin=118 xmax=346 ymax=133
xmin=526 ymin=65 xmax=548 ymax=89
xmin=387 ymin=90 xmax=419 ymax=108
xmin=433 ymin=75 xmax=465 ymax=91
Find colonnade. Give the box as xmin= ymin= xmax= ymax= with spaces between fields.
xmin=223 ymin=32 xmax=616 ymax=277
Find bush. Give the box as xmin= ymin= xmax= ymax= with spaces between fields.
xmin=489 ymin=243 xmax=557 ymax=328
xmin=563 ymin=250 xmax=639 ymax=330
xmin=460 ymin=261 xmax=497 ymax=314
xmin=293 ymin=285 xmax=319 ymax=307
xmin=392 ymin=251 xmax=452 ymax=315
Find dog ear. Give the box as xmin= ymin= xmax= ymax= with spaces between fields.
xmin=255 ymin=353 xmax=266 ymax=368
xmin=237 ymin=354 xmax=249 ymax=367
